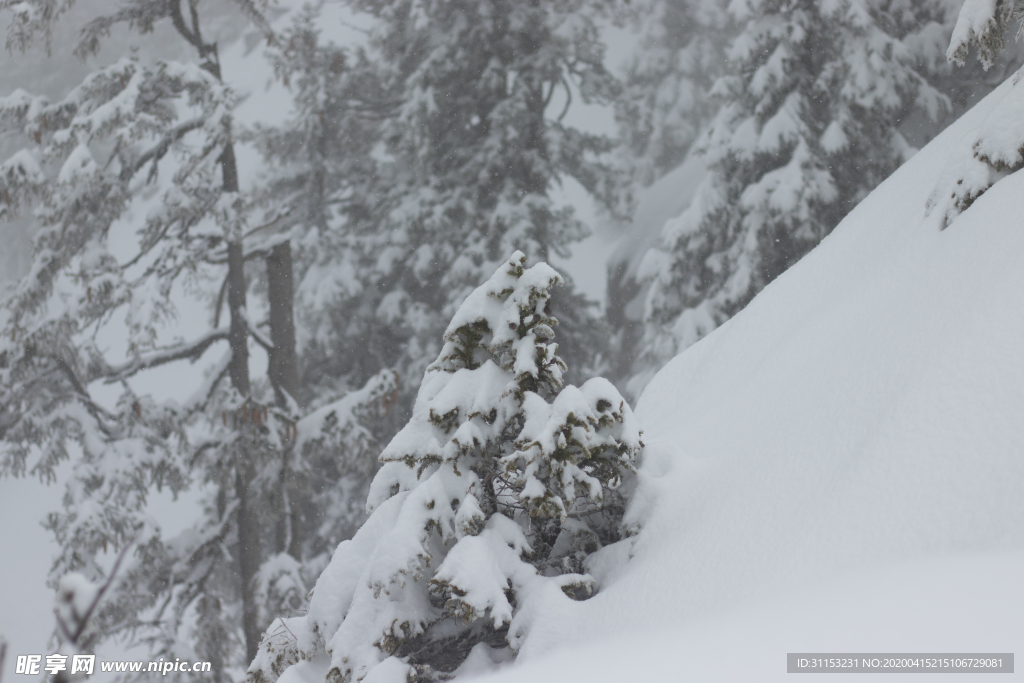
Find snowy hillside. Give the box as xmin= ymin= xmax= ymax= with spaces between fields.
xmin=262 ymin=68 xmax=1024 ymax=683
xmin=486 ymin=65 xmax=1024 ymax=680
xmin=284 ymin=61 xmax=1024 ymax=683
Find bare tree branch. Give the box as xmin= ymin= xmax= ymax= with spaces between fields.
xmin=54 ymin=534 xmax=136 ymax=647
xmin=247 ymin=318 xmax=274 ymax=352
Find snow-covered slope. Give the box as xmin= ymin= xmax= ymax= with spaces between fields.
xmin=478 ymin=70 xmax=1024 ymax=679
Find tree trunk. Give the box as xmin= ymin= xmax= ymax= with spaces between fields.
xmin=222 ymin=133 xmax=261 ymax=666
xmin=226 ymin=239 xmax=250 ymax=396
xmin=266 ymin=240 xmax=303 ymax=560
xmin=167 ymin=0 xmax=264 ymax=667
xmin=234 ymin=460 xmax=261 ymax=665
xmin=266 ymin=241 xmax=300 ymax=408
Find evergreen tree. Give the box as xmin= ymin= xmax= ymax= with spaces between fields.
xmin=306 ymin=0 xmax=629 ymax=422
xmin=248 ymin=2 xmax=392 ymax=405
xmin=606 ymin=0 xmax=732 ymax=393
xmin=947 ymin=0 xmax=1024 ymax=70
xmin=0 ymin=41 xmax=270 ymax=678
xmin=248 ymin=252 xmax=642 ymax=683
xmin=630 ymin=0 xmax=951 ymax=394
xmin=245 ymin=2 xmax=406 ymax=564
xmin=617 ymin=0 xmax=732 ymax=185
xmin=924 ymin=0 xmax=1024 ymax=230
xmin=872 ymin=0 xmax=1022 ymax=138
xmin=0 ymin=2 xmax=393 ymax=679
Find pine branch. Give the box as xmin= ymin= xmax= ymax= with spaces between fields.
xmin=105 ymin=328 xmax=230 ymax=382
xmin=228 ymin=0 xmax=275 ymax=45
xmin=76 ymin=3 xmax=173 ymax=59
xmin=167 ymin=0 xmax=201 ymax=52
xmin=204 ymin=216 xmax=294 ymax=267
xmin=55 ymin=357 xmax=119 ymax=434
xmin=122 ymin=117 xmax=206 ymax=182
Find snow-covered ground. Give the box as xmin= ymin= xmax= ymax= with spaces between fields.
xmin=469 ymin=65 xmax=1024 ymax=682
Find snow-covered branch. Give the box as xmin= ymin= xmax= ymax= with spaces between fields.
xmin=123 ymin=117 xmax=206 ymax=182
xmin=105 ymin=328 xmax=230 ymax=382
xmin=948 ymin=0 xmax=1024 ymax=68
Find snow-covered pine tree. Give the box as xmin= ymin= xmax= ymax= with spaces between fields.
xmin=617 ymin=0 xmax=732 ymax=185
xmin=243 ymin=2 xmax=405 ymax=570
xmin=0 ymin=0 xmax=287 ymax=666
xmin=0 ymin=2 xmax=396 ymax=678
xmin=872 ymin=0 xmax=1023 ymax=139
xmin=249 ymin=252 xmax=642 ymax=683
xmin=248 ymin=3 xmax=392 ymax=406
xmin=947 ymin=0 xmax=1024 ymax=70
xmin=0 ymin=47 xmax=263 ymax=677
xmin=920 ymin=0 xmax=1024 ymax=230
xmin=306 ymin=0 xmax=629 ymax=423
xmin=604 ymin=0 xmax=732 ymax=393
xmin=630 ymin=0 xmax=951 ymax=394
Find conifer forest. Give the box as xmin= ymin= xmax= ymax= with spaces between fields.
xmin=2 ymin=1 xmax=1023 ymax=682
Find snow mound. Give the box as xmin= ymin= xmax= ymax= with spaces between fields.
xmin=474 ymin=68 xmax=1024 ymax=679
